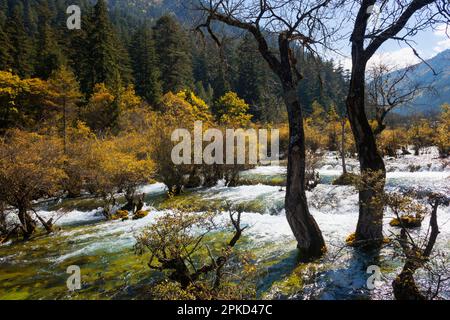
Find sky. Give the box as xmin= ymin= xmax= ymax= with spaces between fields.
xmin=336 ymin=23 xmax=450 ymax=71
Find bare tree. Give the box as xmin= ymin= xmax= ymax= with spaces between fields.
xmin=135 ymin=204 xmax=256 ymax=299
xmin=388 ymin=193 xmax=449 ymax=300
xmin=367 ymin=62 xmax=433 ymax=136
xmin=345 ymin=0 xmax=449 ymax=247
xmin=195 ymin=0 xmax=344 ymax=260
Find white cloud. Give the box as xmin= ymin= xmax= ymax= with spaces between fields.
xmin=434 ymin=38 xmax=450 ymax=53
xmin=433 ymin=24 xmax=450 ymax=53
xmin=339 ymin=57 xmax=352 ymax=71
xmin=434 ymin=24 xmax=449 ymax=37
xmin=337 ymin=48 xmax=421 ymax=71
xmin=367 ymin=48 xmax=422 ymax=69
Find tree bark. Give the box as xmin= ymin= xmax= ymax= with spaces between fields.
xmin=392 ymin=261 xmax=425 ymax=300
xmin=340 ymin=119 xmax=347 ymax=175
xmin=274 ymin=34 xmax=325 ymax=261
xmin=393 ymin=199 xmax=441 ymax=300
xmin=34 ymin=210 xmax=54 ymax=234
xmin=346 ymin=64 xmax=386 ymax=247
xmin=18 ymin=206 xmax=36 ymax=240
xmin=345 ymin=0 xmax=439 ymax=247
xmin=284 ymin=87 xmax=326 ymax=261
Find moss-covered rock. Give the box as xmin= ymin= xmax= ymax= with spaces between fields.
xmin=232 ymin=200 xmax=266 ymax=214
xmin=389 ymin=215 xmax=422 ymax=228
xmin=266 ymin=263 xmax=319 ymax=299
xmin=237 ymin=176 xmax=286 ymax=187
xmin=133 ymin=210 xmax=149 ymax=220
xmin=154 ymin=192 xmax=223 ymax=212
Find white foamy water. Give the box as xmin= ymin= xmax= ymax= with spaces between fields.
xmin=1 ymin=156 xmax=449 ymax=299
xmin=28 ymin=167 xmax=448 ymax=267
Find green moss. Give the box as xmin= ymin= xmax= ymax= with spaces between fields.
xmin=48 ymin=196 xmax=105 ymax=212
xmin=233 ymin=201 xmax=266 ymax=214
xmin=266 ymin=263 xmax=318 ymax=298
xmin=153 ymin=192 xmax=224 ymax=212
xmin=0 ymin=290 xmax=31 ymax=300
xmin=237 ymin=176 xmax=286 ymax=187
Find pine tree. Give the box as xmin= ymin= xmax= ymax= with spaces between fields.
xmin=153 ymin=15 xmax=193 ymax=93
xmin=35 ymin=1 xmax=64 ymax=79
xmin=235 ymin=34 xmax=264 ymax=109
xmin=85 ymin=0 xmax=129 ymax=93
xmin=22 ymin=0 xmax=37 ymax=34
xmin=0 ymin=0 xmax=7 ymax=25
xmin=130 ymin=24 xmax=161 ymax=105
xmin=194 ymin=81 xmax=214 ymax=106
xmin=0 ymin=23 xmax=13 ymax=71
xmin=209 ymin=56 xmax=231 ymax=100
xmin=5 ymin=3 xmax=35 ymax=77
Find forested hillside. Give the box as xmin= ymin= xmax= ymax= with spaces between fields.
xmin=0 ymin=0 xmax=349 ymax=127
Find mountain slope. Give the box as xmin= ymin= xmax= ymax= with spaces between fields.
xmin=107 ymin=0 xmax=195 ymax=22
xmin=396 ymin=49 xmax=450 ymax=115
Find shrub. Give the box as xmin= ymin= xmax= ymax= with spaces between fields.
xmin=0 ymin=130 xmax=66 ymax=239
xmin=389 ymin=215 xmax=422 ymax=228
xmin=134 ymin=206 xmax=256 ymax=300
xmin=132 ymin=210 xmax=149 ymax=220
xmin=332 ymin=172 xmax=359 ymax=186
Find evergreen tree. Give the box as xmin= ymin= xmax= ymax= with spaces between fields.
xmin=0 ymin=0 xmax=7 ymax=25
xmin=130 ymin=24 xmax=161 ymax=105
xmin=35 ymin=1 xmax=64 ymax=79
xmin=5 ymin=3 xmax=34 ymax=77
xmin=209 ymin=56 xmax=231 ymax=100
xmin=85 ymin=0 xmax=130 ymax=93
xmin=0 ymin=23 xmax=13 ymax=71
xmin=235 ymin=34 xmax=264 ymax=110
xmin=153 ymin=15 xmax=193 ymax=93
xmin=194 ymin=81 xmax=214 ymax=106
xmin=22 ymin=0 xmax=37 ymax=34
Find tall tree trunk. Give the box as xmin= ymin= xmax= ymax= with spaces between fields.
xmin=341 ymin=119 xmax=347 ymax=175
xmin=284 ymin=87 xmax=326 ymax=261
xmin=392 ymin=261 xmax=425 ymax=300
xmin=63 ymin=97 xmax=67 ymax=154
xmin=17 ymin=206 xmax=36 ymax=240
xmin=346 ymin=66 xmax=386 ymax=247
xmin=393 ymin=199 xmax=440 ymax=300
xmin=33 ymin=210 xmax=54 ymax=234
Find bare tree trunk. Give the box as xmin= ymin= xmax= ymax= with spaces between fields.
xmin=18 ymin=206 xmax=36 ymax=240
xmin=284 ymin=87 xmax=326 ymax=260
xmin=34 ymin=210 xmax=54 ymax=234
xmin=393 ymin=199 xmax=441 ymax=300
xmin=346 ymin=66 xmax=386 ymax=247
xmin=393 ymin=261 xmax=425 ymax=300
xmin=341 ymin=119 xmax=347 ymax=175
xmin=63 ymin=97 xmax=67 ymax=155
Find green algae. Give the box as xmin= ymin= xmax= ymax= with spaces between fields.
xmin=151 ymin=191 xmax=224 ymax=212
